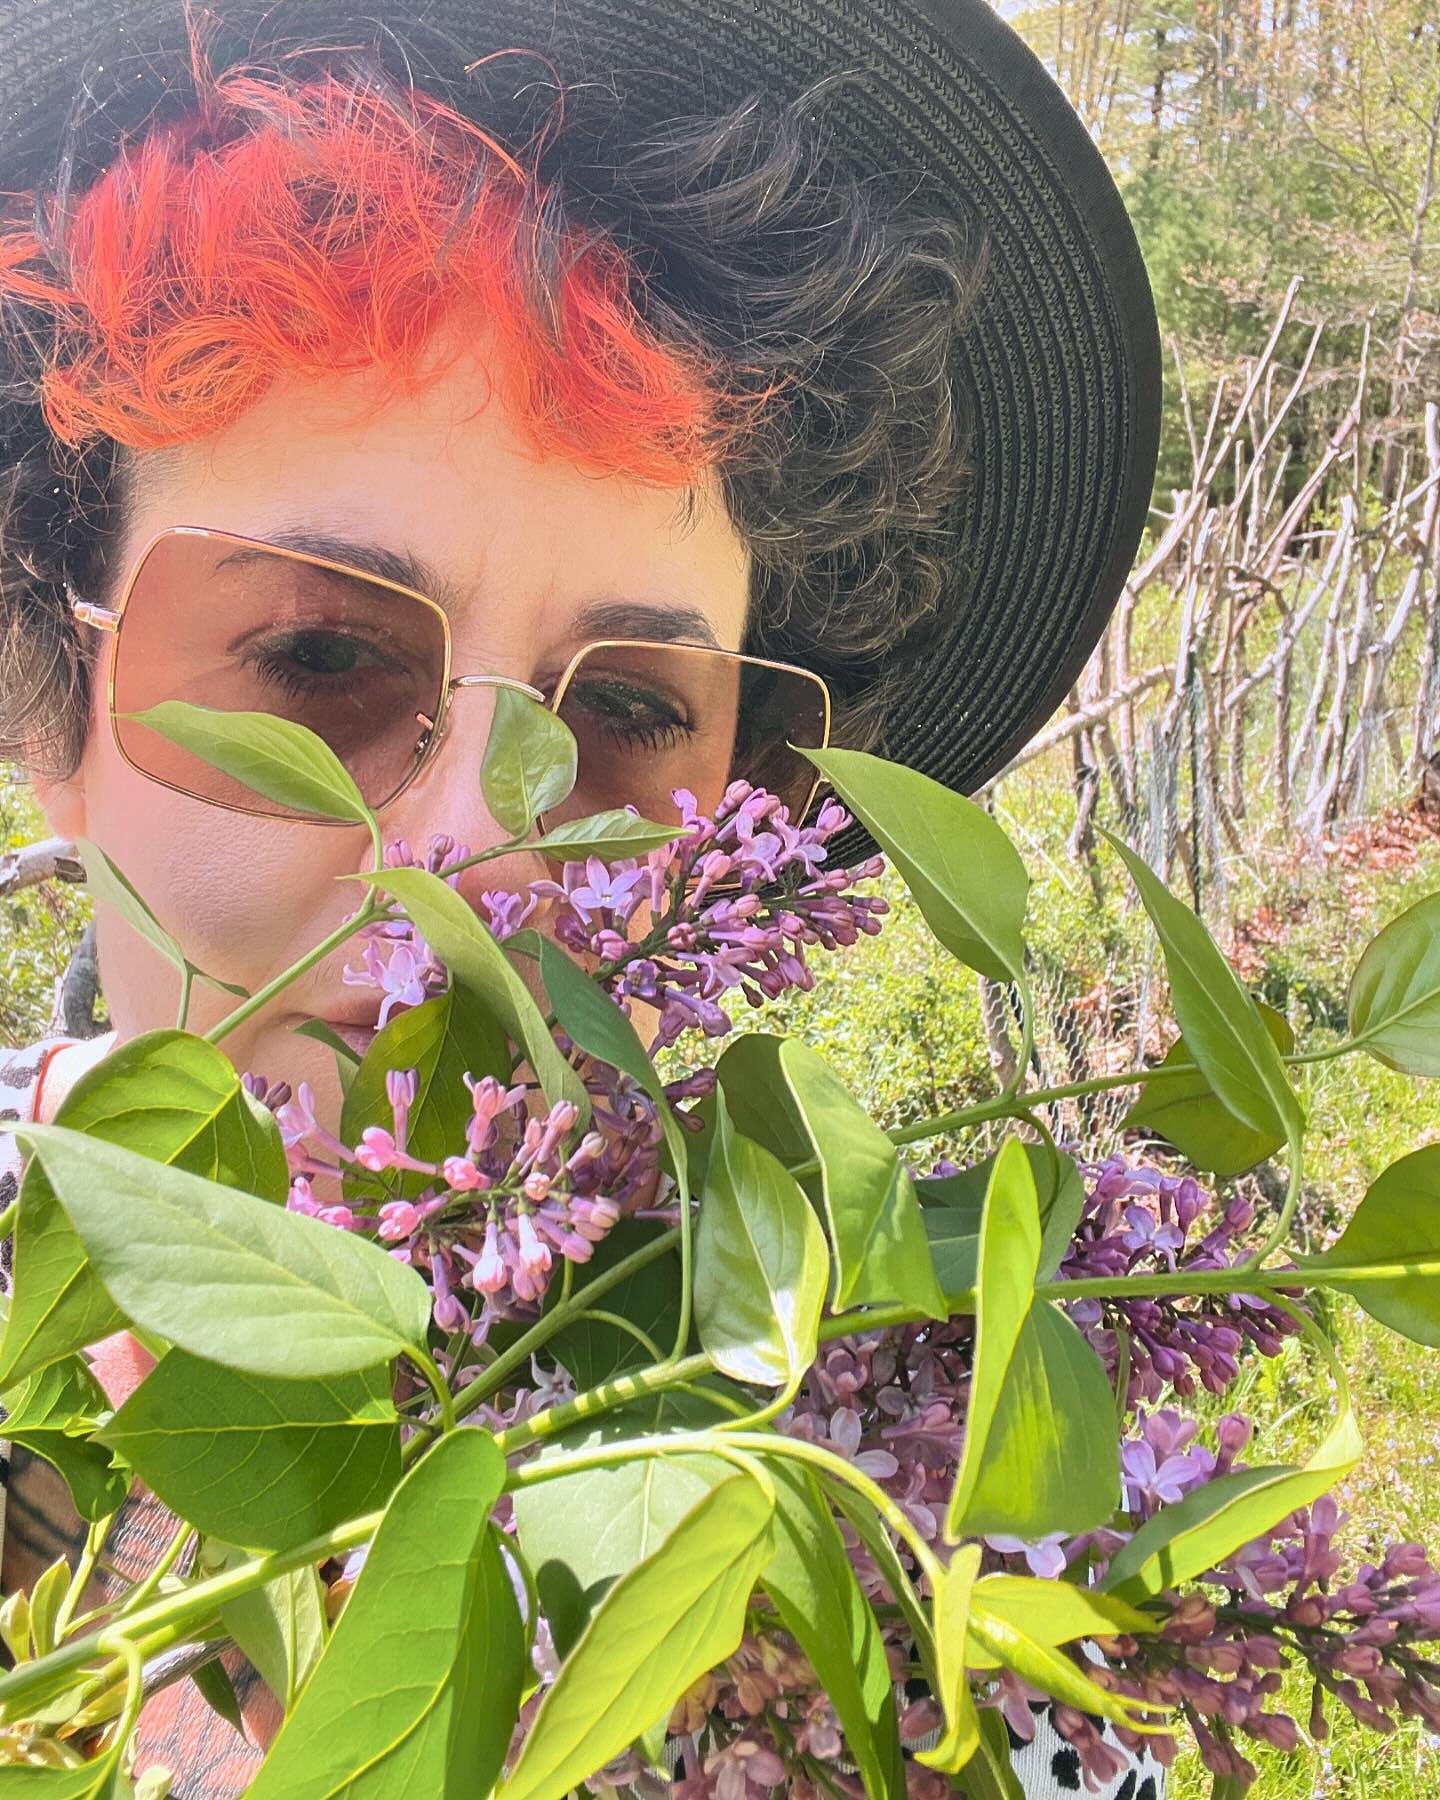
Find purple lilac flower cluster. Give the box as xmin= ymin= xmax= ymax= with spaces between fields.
xmin=1059 ymin=1153 xmax=1303 ymax=1405
xmin=1057 ymin=1407 xmax=1440 ymax=1787
xmin=276 ymin=1059 xmax=696 ymax=1331
xmin=279 ymin=785 xmax=881 ymax=1331
xmin=628 ymin=1155 xmax=1440 ymax=1798
xmin=341 ymin=784 xmax=888 ymax=1052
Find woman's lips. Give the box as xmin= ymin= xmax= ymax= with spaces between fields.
xmin=325 ymin=1021 xmax=378 ymax=1057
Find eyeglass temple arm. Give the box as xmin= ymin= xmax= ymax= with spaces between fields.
xmin=67 ymin=586 xmax=120 ymax=632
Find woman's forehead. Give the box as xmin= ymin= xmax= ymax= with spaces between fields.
xmin=120 ymin=330 xmax=752 ymax=653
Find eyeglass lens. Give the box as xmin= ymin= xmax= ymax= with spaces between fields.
xmin=112 ymin=532 xmax=827 ymax=824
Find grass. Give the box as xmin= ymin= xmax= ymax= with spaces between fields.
xmin=6 ymin=739 xmax=1440 ymax=1796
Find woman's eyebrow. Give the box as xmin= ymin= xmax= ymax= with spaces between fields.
xmin=255 ymin=528 xmax=456 ymax=607
xmin=246 ymin=528 xmax=723 ymax=646
xmin=569 ymin=598 xmax=721 ymax=648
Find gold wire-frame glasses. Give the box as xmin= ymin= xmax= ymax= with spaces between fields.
xmin=67 ymin=525 xmax=834 ymax=831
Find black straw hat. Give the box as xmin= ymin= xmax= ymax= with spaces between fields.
xmin=0 ymin=0 xmax=1161 ymax=802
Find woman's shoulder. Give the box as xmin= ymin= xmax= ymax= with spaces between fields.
xmin=0 ymin=1032 xmax=116 ymax=1204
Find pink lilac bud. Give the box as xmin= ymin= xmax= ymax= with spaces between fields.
xmin=442 ymin=1155 xmax=489 ymax=1192
xmin=356 ymin=1127 xmax=400 ymax=1172
xmin=286 ymin=1175 xmax=319 ymax=1214
xmin=377 ymin=1199 xmax=424 ymax=1241
xmin=514 ymin=1211 xmax=552 ymax=1280
xmin=473 ymin=1219 xmax=507 ymax=1294
xmin=385 ymin=1068 xmax=418 ymax=1154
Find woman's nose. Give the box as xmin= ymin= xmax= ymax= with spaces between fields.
xmin=369 ymin=684 xmax=546 ymax=911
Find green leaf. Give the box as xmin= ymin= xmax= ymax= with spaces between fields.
xmin=945 ymin=1141 xmax=1117 ymax=1541
xmin=544 ymin=1221 xmax=682 ymax=1388
xmin=0 ymin=1169 xmax=125 ymax=1394
xmin=207 ymin=1551 xmax=327 ymax=1714
xmin=358 ymin=865 xmax=586 ymax=1118
xmin=0 ymin=1755 xmax=123 ymax=1796
xmin=340 ymin=987 xmax=510 ymax=1191
xmin=512 ymin=1388 xmax=734 ymax=1659
xmin=916 ymin=1543 xmax=981 ymax=1774
xmin=190 ymin=1656 xmax=245 ymax=1733
xmin=1103 ymin=831 xmax=1302 ymax=1145
xmin=499 ymin=1468 xmax=775 ymax=1800
xmin=537 ymin=935 xmax=688 ymax=1220
xmin=16 ymin=1125 xmax=431 ymax=1379
xmin=957 ymin=1304 xmax=1119 ymax=1541
xmin=248 ymin=1429 xmax=522 ymax=1798
xmin=126 ymin=702 xmax=373 ymax=826
xmin=532 ymin=810 xmax=681 ymax=863
xmin=1103 ymin=1408 xmax=1362 ymax=1602
xmin=693 ymin=1094 xmax=827 ymax=1390
xmin=0 ymin=1030 xmax=288 ymax=1386
xmin=76 ymin=838 xmax=185 ymax=977
xmin=100 ymin=1351 xmax=400 ymax=1552
xmin=1123 ymin=1004 xmax=1295 ymax=1177
xmin=761 ymin=1465 xmax=906 ymax=1799
xmin=717 ymin=1034 xmax=944 ymax=1318
xmin=964 ymin=1576 xmax=1156 ymax=1672
xmin=916 ymin=1143 xmax=1084 ymax=1285
xmin=965 ymin=1601 xmax=1164 ymax=1731
xmin=0 ymin=1358 xmax=129 ymax=1522
xmin=1299 ymin=1145 xmax=1440 ymax=1345
xmin=1348 ymin=893 xmax=1440 ymax=1075
xmin=805 ymin=745 xmax=1029 ymax=981
xmin=967 ymin=1707 xmax=1026 ymax=1800
xmin=292 ymin=1019 xmax=362 ymax=1069
xmin=480 ymin=687 xmax=578 ymax=836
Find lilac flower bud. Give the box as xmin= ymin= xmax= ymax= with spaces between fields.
xmin=442 ymin=1156 xmax=488 ymax=1192
xmin=286 ymin=1175 xmax=319 ymax=1215
xmin=473 ymin=1219 xmax=507 ymax=1294
xmin=515 ymin=1211 xmax=552 ymax=1279
xmin=377 ymin=1199 xmax=423 ymax=1241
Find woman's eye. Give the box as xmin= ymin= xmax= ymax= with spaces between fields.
xmin=566 ymin=678 xmax=695 ymax=746
xmin=243 ymin=629 xmax=401 ymax=683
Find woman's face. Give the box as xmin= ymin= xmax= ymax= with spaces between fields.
xmin=34 ymin=318 xmax=751 ymax=1116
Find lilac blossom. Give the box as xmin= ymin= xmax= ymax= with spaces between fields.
xmin=278 ymin=1050 xmax=701 ymax=1332
xmin=1057 ymin=1153 xmax=1303 ymax=1406
xmin=339 ymin=785 xmax=888 ymax=1055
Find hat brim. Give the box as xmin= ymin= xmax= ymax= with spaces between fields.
xmin=0 ymin=0 xmax=1161 ymax=814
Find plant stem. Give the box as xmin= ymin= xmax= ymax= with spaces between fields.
xmin=1241 ymin=1134 xmax=1305 ymax=1269
xmin=884 ymin=1041 xmax=1354 ymax=1148
xmin=116 ymin=1520 xmax=193 ymax=1619
xmin=175 ymin=962 xmax=195 ymax=1033
xmin=411 ymin=1351 xmax=457 ymax=1432
xmin=496 ymin=1352 xmax=712 ymax=1455
xmin=809 ymin=1253 xmax=1440 ymax=1343
xmin=55 ymin=1514 xmax=114 ymax=1643
xmin=203 ymin=897 xmax=385 ymax=1046
xmin=564 ymin=1310 xmax=664 ymax=1362
xmin=0 ymin=1514 xmax=382 ymax=1716
xmin=0 ymin=1199 xmax=17 ymax=1241
xmin=453 ymin=1226 xmax=680 ymax=1421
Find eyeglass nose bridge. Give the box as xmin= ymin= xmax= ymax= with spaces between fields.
xmin=413 ymin=670 xmax=548 ymax=743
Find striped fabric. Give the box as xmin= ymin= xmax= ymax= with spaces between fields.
xmin=1 ymin=1038 xmax=1165 ymax=1798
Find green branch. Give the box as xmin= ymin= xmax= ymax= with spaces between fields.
xmin=454 ymin=1226 xmax=680 ymax=1422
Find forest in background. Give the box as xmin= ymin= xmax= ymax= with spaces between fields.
xmin=1012 ymin=0 xmax=1437 ymax=502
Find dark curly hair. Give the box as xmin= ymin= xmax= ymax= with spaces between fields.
xmin=0 ymin=37 xmax=985 ymax=787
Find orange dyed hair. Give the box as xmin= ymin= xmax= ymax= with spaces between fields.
xmin=0 ymin=62 xmax=740 ymax=486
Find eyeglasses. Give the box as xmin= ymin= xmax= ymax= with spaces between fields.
xmin=68 ymin=526 xmax=833 ymax=831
